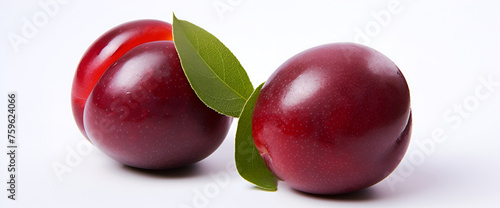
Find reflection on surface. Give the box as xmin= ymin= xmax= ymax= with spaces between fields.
xmin=282 ymin=69 xmax=323 ymax=108
xmin=98 ymin=31 xmax=131 ymax=59
xmin=111 ymin=53 xmax=160 ymax=91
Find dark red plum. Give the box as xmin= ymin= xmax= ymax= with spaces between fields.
xmin=71 ymin=20 xmax=232 ymax=169
xmin=252 ymin=43 xmax=412 ymax=194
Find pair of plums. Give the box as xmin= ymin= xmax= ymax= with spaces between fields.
xmin=71 ymin=20 xmax=411 ymax=195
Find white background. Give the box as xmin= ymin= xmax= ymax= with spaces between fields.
xmin=1 ymin=0 xmax=500 ymax=207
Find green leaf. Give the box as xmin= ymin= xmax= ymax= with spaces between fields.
xmin=172 ymin=14 xmax=254 ymax=117
xmin=235 ymin=83 xmax=277 ymax=191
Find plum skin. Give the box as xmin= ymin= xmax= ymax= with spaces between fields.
xmin=83 ymin=41 xmax=232 ymax=169
xmin=252 ymin=43 xmax=412 ymax=194
xmin=71 ymin=20 xmax=173 ymax=140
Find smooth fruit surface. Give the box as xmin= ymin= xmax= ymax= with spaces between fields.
xmin=84 ymin=41 xmax=232 ymax=169
xmin=252 ymin=43 xmax=412 ymax=194
xmin=71 ymin=19 xmax=173 ymax=139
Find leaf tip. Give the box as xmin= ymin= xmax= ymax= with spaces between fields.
xmin=173 ymin=14 xmax=181 ymax=28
